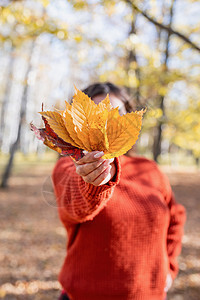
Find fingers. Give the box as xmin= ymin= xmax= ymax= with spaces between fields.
xmin=92 ymin=165 xmax=112 ymax=186
xmin=76 ymin=151 xmax=105 ymax=165
xmin=73 ymin=151 xmax=114 ymax=186
xmin=75 ymin=153 xmax=114 ymax=177
xmin=76 ymin=158 xmax=114 ymax=177
xmin=81 ymin=160 xmax=111 ymax=181
xmin=92 ymin=161 xmax=116 ymax=186
xmin=76 ymin=159 xmax=106 ymax=176
xmin=79 ymin=151 xmax=113 ymax=165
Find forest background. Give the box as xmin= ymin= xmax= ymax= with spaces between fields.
xmin=0 ymin=0 xmax=199 ymax=299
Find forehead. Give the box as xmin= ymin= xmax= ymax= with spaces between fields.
xmin=92 ymin=93 xmax=124 ymax=108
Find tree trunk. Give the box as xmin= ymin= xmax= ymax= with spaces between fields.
xmin=126 ymin=13 xmax=141 ymax=109
xmin=153 ymin=0 xmax=176 ymax=162
xmin=195 ymin=157 xmax=199 ymax=167
xmin=1 ymin=41 xmax=35 ymax=188
xmin=0 ymin=47 xmax=15 ymax=148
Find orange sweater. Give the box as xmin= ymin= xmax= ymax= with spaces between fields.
xmin=52 ymin=155 xmax=186 ymax=300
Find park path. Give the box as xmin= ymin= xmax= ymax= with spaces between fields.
xmin=0 ymin=163 xmax=199 ymax=300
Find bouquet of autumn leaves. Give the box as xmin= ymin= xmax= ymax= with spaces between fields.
xmin=30 ymin=87 xmax=146 ymax=161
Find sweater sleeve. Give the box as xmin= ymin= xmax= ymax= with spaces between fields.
xmin=161 ymin=172 xmax=186 ymax=280
xmin=51 ymin=156 xmax=121 ymax=225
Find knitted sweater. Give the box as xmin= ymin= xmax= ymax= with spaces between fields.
xmin=52 ymin=155 xmax=186 ymax=300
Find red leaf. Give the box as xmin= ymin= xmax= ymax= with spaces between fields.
xmin=30 ymin=121 xmax=84 ymax=161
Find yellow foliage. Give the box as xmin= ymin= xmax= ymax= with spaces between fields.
xmin=74 ymin=35 xmax=82 ymax=43
xmin=41 ymin=0 xmax=50 ymax=8
xmin=39 ymin=88 xmax=146 ymax=159
xmin=62 ymin=102 xmax=85 ymax=148
xmin=39 ymin=111 xmax=78 ymax=147
xmin=158 ymin=86 xmax=167 ymax=96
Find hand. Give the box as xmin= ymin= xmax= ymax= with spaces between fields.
xmin=164 ymin=273 xmax=173 ymax=292
xmin=73 ymin=151 xmax=116 ymax=186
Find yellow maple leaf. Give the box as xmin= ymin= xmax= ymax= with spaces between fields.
xmin=62 ymin=101 xmax=86 ymax=149
xmin=103 ymin=108 xmax=146 ymax=159
xmin=89 ymin=107 xmax=109 ymax=151
xmin=70 ymin=88 xmax=99 ymax=151
xmin=39 ymin=111 xmax=78 ymax=147
xmin=89 ymin=110 xmax=109 ymax=152
xmin=97 ymin=94 xmax=113 ymax=112
xmin=39 ymin=87 xmax=146 ymax=159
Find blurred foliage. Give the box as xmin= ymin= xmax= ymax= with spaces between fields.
xmin=166 ymin=100 xmax=200 ymax=157
xmin=0 ymin=2 xmax=73 ymax=45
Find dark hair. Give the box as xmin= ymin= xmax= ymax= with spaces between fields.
xmin=82 ymin=82 xmax=133 ymax=113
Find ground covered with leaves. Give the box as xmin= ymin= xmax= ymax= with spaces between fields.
xmin=0 ymin=162 xmax=199 ymax=300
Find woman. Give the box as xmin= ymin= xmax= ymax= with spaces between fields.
xmin=52 ymin=82 xmax=186 ymax=300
